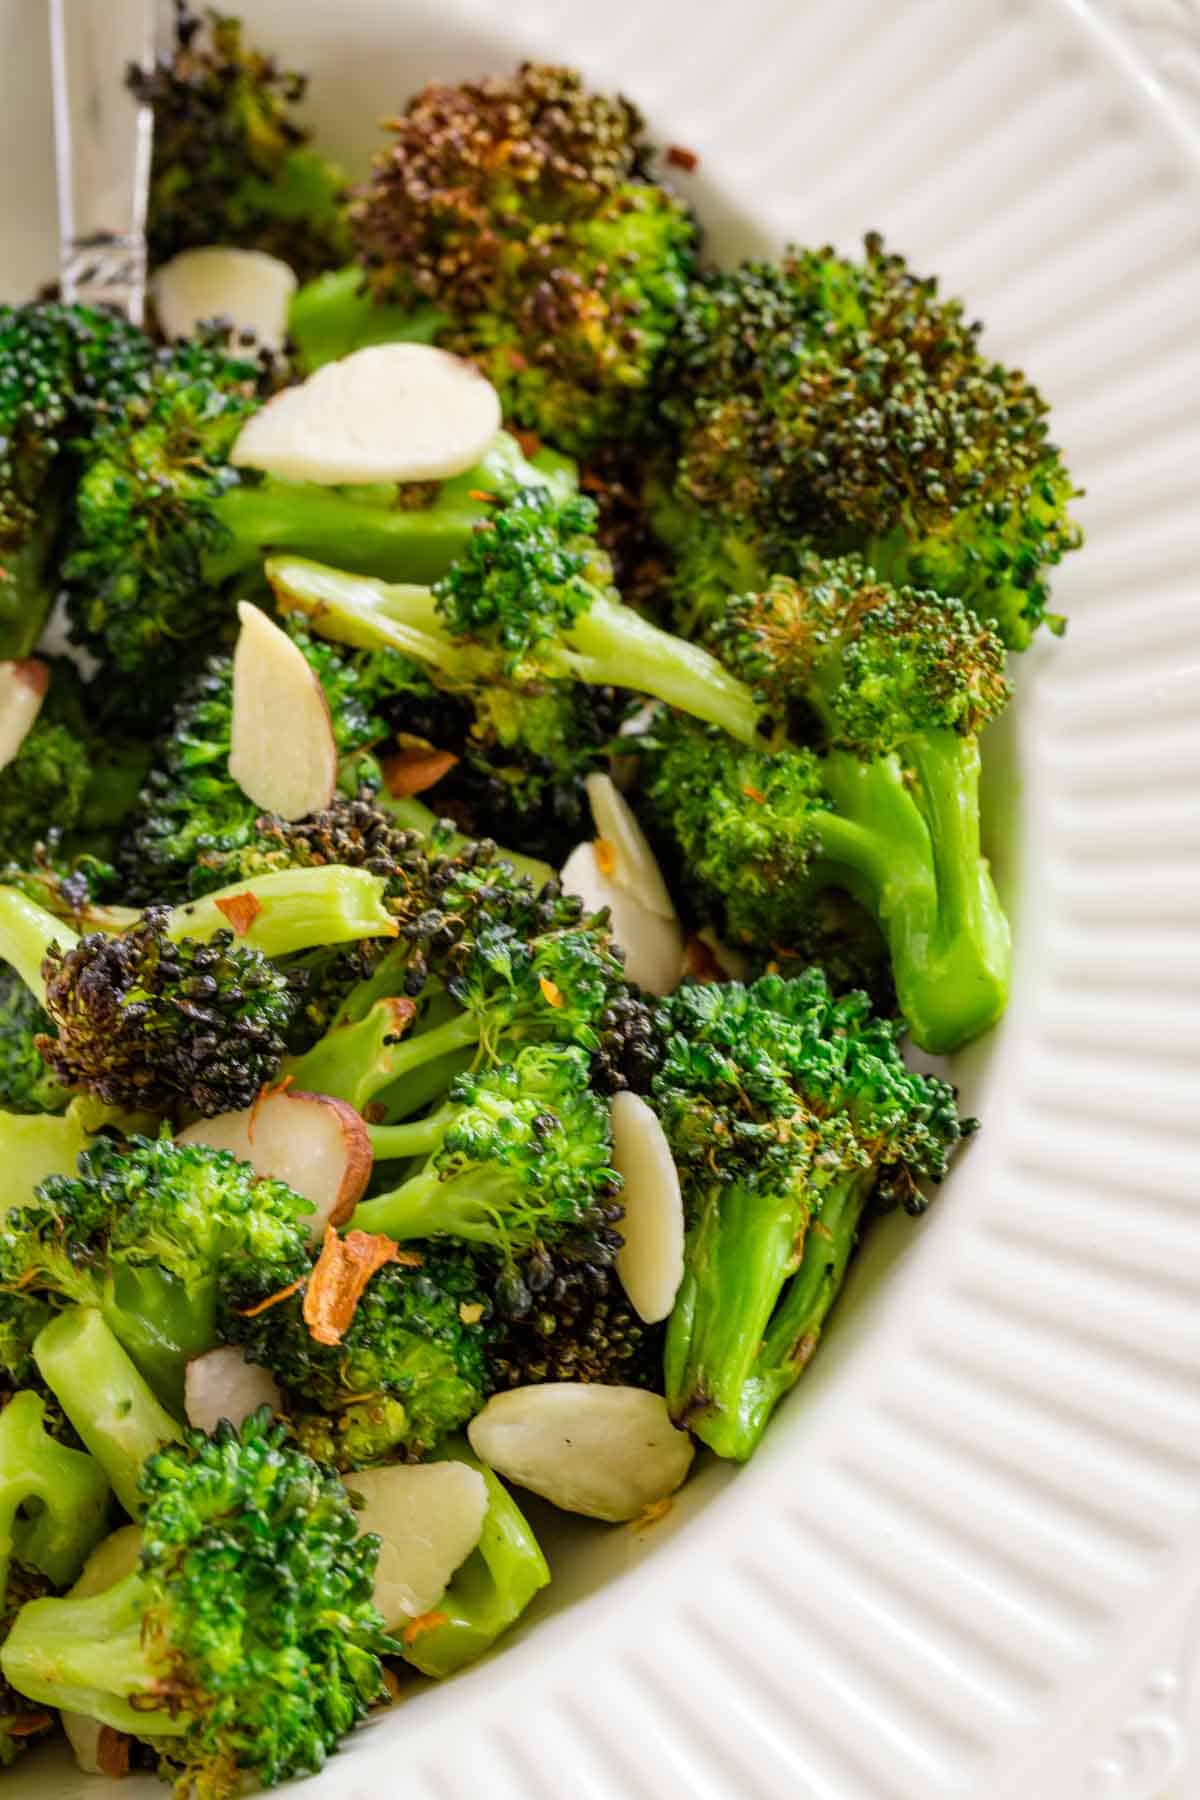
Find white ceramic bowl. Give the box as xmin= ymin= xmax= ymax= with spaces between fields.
xmin=4 ymin=2 xmax=1200 ymax=1795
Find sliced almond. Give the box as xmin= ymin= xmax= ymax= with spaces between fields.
xmin=347 ymin=1461 xmax=489 ymax=1628
xmin=467 ymin=1384 xmax=694 ymax=1523
xmin=611 ymin=1092 xmax=684 ymax=1325
xmin=184 ymin=1345 xmax=282 ymax=1435
xmin=178 ymin=1088 xmax=373 ymax=1242
xmin=154 ymin=246 xmax=297 ymax=352
xmin=0 ymin=659 xmax=47 ymax=772
xmin=230 ymin=342 xmax=501 ymax=485
xmin=560 ymin=841 xmax=682 ymax=997
xmin=228 ymin=601 xmax=338 ymax=820
xmin=584 ymin=773 xmax=675 ymax=918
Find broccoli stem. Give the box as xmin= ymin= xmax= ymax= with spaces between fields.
xmin=2 ymin=1104 xmax=93 ymax=1210
xmin=350 ymin=1161 xmax=519 ymax=1244
xmin=0 ymin=1390 xmax=111 ymax=1597
xmin=33 ymin=1309 xmax=182 ymax=1518
xmin=0 ymin=1568 xmax=188 ymax=1738
xmin=664 ymin=1179 xmax=807 ymax=1460
xmin=101 ymin=1263 xmax=216 ymax=1415
xmin=288 ymin=266 xmax=445 ymax=372
xmin=284 ymin=997 xmax=475 ymax=1114
xmin=267 ymin=557 xmax=765 ymax=745
xmin=166 ymin=866 xmax=398 ymax=958
xmin=211 ymin=434 xmax=576 ymax=588
xmin=399 ymin=1438 xmax=549 ymax=1678
xmin=366 ymin=1107 xmax=456 ymax=1163
xmin=0 ymin=888 xmax=78 ymax=1001
xmin=737 ymin=1171 xmax=870 ymax=1455
xmin=378 ymin=793 xmax=555 ymax=889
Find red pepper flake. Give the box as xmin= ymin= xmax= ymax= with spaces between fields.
xmin=632 ymin=1496 xmax=673 ymax=1529
xmin=236 ymin=1274 xmax=306 ymax=1318
xmin=514 ymin=428 xmax=541 ymax=459
xmin=402 ymin=1611 xmax=448 ymax=1646
xmin=594 ymin=837 xmax=617 ymax=878
xmin=741 ymin=785 xmax=766 ymax=806
xmin=213 ymin=891 xmax=262 ymax=936
xmin=467 ymin=489 xmax=498 ymax=503
xmin=303 ymin=1225 xmax=399 ymax=1347
xmin=378 ymin=1666 xmax=403 ymax=1706
xmin=97 ymin=1726 xmax=131 ymax=1778
xmin=380 ymin=746 xmax=460 ymax=799
xmin=539 ymin=976 xmax=565 ymax=1008
xmin=665 ymin=144 xmax=699 ymax=172
xmin=6 ymin=1710 xmax=52 ymax=1739
xmin=683 ymin=934 xmax=725 ymax=984
xmin=505 ymin=347 xmax=529 ymax=372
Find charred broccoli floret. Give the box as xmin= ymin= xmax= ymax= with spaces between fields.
xmin=0 ymin=303 xmax=151 ymax=659
xmin=0 ymin=1134 xmax=313 ymax=1408
xmin=656 ymin=235 xmax=1081 ymax=648
xmin=348 ymin=62 xmax=696 ymax=453
xmin=651 ymin=971 xmax=970 ymax=1458
xmin=485 ymin=1237 xmax=662 ymax=1389
xmin=224 ymin=1242 xmax=488 ymax=1469
xmin=130 ymin=2 xmax=350 ymax=281
xmin=353 ymin=1044 xmax=623 ymax=1257
xmin=0 ymin=1408 xmax=394 ymax=1796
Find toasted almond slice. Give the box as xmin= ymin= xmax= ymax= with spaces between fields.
xmin=0 ymin=659 xmax=48 ymax=772
xmin=184 ymin=1345 xmax=282 ymax=1435
xmin=228 ymin=601 xmax=338 ymax=820
xmin=468 ymin=1384 xmax=694 ymax=1523
xmin=178 ymin=1088 xmax=373 ymax=1242
xmin=611 ymin=1091 xmax=684 ymax=1324
xmin=560 ymin=841 xmax=682 ymax=997
xmin=154 ymin=246 xmax=297 ymax=351
xmin=347 ymin=1462 xmax=489 ymax=1628
xmin=230 ymin=342 xmax=501 ymax=485
xmin=584 ymin=772 xmax=676 ymax=918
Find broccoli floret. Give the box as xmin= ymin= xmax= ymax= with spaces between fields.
xmin=1 ymin=1134 xmax=314 ymax=1408
xmin=267 ymin=486 xmax=762 ymax=758
xmin=224 ymin=1242 xmax=488 ymax=1468
xmin=651 ymin=970 xmax=971 ymax=1459
xmin=348 ymin=62 xmax=696 ymax=454
xmin=1 ymin=1408 xmax=394 ymax=1795
xmin=0 ymin=717 xmax=91 ymax=869
xmin=656 ymin=235 xmax=1081 ymax=648
xmin=352 ymin=1044 xmax=623 ymax=1261
xmin=130 ymin=3 xmax=350 ymax=281
xmin=485 ymin=1236 xmax=663 ymax=1389
xmin=395 ymin=1438 xmax=549 ymax=1678
xmin=0 ymin=1390 xmax=111 ymax=1606
xmin=0 ymin=303 xmax=152 ymax=659
xmin=639 ymin=556 xmax=1012 ymax=1051
xmin=63 ymin=325 xmax=573 ymax=709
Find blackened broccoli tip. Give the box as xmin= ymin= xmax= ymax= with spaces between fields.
xmin=352 ymin=1042 xmax=623 ymax=1256
xmin=39 ymin=908 xmax=298 ymax=1118
xmin=486 ymin=1240 xmax=664 ymax=1390
xmin=657 ymin=234 xmax=1081 ymax=648
xmin=651 ymin=969 xmax=969 ymax=1458
xmin=1 ymin=1133 xmax=313 ymax=1407
xmin=130 ymin=2 xmax=350 ymax=280
xmin=350 ymin=61 xmax=697 ymax=452
xmin=0 ymin=1408 xmax=394 ymax=1794
xmin=224 ymin=1245 xmax=489 ymax=1469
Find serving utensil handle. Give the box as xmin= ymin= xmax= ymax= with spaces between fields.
xmin=48 ymin=0 xmax=155 ymax=323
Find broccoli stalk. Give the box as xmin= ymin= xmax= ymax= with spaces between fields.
xmin=266 ymin=487 xmax=763 ymax=747
xmin=288 ymin=266 xmax=444 ymax=371
xmin=398 ymin=1439 xmax=549 ymax=1678
xmin=0 ymin=1410 xmax=393 ymax=1793
xmin=1 ymin=1102 xmax=94 ymax=1210
xmin=33 ymin=1310 xmax=181 ymax=1517
xmin=0 ymin=1390 xmax=111 ymax=1600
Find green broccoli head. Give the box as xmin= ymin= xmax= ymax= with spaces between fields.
xmin=40 ymin=909 xmax=299 ymax=1117
xmin=658 ymin=235 xmax=1081 ymax=648
xmin=0 ymin=719 xmax=92 ymax=870
xmin=0 ymin=968 xmax=67 ymax=1115
xmin=0 ymin=1134 xmax=314 ymax=1406
xmin=0 ymin=302 xmax=152 ymax=659
xmin=715 ymin=555 xmax=1011 ymax=754
xmin=0 ymin=1408 xmax=393 ymax=1795
xmin=351 ymin=61 xmax=696 ymax=453
xmin=130 ymin=3 xmax=350 ymax=280
xmin=224 ymin=1243 xmax=488 ymax=1468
